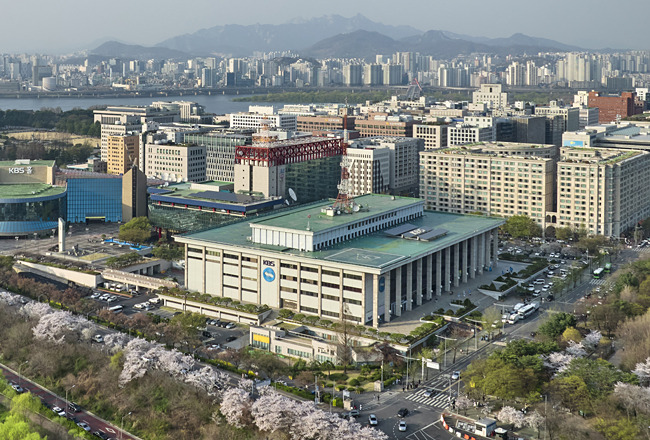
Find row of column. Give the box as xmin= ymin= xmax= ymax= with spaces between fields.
xmin=371 ymin=229 xmax=498 ymax=328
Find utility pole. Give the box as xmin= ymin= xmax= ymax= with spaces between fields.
xmin=436 ymin=335 xmax=457 ymax=369
xmin=465 ymin=318 xmax=482 ymax=351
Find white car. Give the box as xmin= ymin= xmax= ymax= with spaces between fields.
xmin=225 ymin=322 xmax=236 ymax=329
xmin=52 ymin=406 xmax=66 ymax=417
xmin=76 ymin=421 xmax=91 ymax=431
xmin=399 ymin=420 xmax=407 ymax=431
xmin=368 ymin=414 xmax=378 ymax=425
xmin=451 ymin=371 xmax=461 ymax=381
xmin=93 ymin=334 xmax=104 ymax=343
xmin=90 ymin=292 xmax=101 ymax=299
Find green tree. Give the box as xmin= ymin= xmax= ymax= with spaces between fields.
xmin=153 ymin=243 xmax=184 ymax=261
xmin=0 ymin=413 xmax=44 ymax=440
xmin=559 ymin=358 xmax=637 ymax=399
xmin=547 ymin=375 xmax=591 ymax=412
xmin=502 ymin=215 xmax=542 ymax=239
xmin=596 ymin=417 xmax=641 ymax=440
xmin=170 ymin=311 xmax=206 ymax=332
xmin=118 ymin=216 xmax=152 ymax=243
xmin=561 ymin=327 xmax=582 ymax=344
xmin=555 ymin=227 xmax=574 ymax=241
xmin=538 ymin=312 xmax=576 ymax=340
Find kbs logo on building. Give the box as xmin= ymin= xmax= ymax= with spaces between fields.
xmin=263 ymin=267 xmax=276 ymax=282
xmin=8 ymin=167 xmax=33 ymax=174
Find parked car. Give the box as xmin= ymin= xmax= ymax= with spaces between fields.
xmin=225 ymin=336 xmax=237 ymax=343
xmin=68 ymin=402 xmax=81 ymax=412
xmin=77 ymin=421 xmax=91 ymax=431
xmin=52 ymin=406 xmax=66 ymax=417
xmin=225 ymin=322 xmax=236 ymax=329
xmin=92 ymin=334 xmax=104 ymax=343
xmin=11 ymin=383 xmax=24 ymax=393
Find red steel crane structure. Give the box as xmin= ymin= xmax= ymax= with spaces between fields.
xmin=234 ymin=137 xmax=347 ymax=167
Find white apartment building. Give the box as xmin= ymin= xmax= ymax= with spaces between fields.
xmin=555 ymin=147 xmax=650 ymax=237
xmin=348 ymin=137 xmax=423 ymax=196
xmin=145 ymin=142 xmax=206 ymax=183
xmin=472 ymin=84 xmax=508 ymax=109
xmin=419 ymin=143 xmax=557 ymax=227
xmin=447 ymin=123 xmax=496 ymax=146
xmin=414 ymin=123 xmax=448 ymax=150
xmin=230 ymin=112 xmax=297 ymax=131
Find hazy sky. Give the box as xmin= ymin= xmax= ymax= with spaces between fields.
xmin=1 ymin=0 xmax=646 ymax=54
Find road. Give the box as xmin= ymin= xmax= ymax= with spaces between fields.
xmin=364 ymin=248 xmax=643 ymax=439
xmin=0 ymin=363 xmax=138 ymax=440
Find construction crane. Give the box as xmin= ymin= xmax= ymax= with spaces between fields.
xmin=405 ymin=78 xmax=423 ymax=100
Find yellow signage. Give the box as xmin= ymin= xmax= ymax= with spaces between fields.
xmin=253 ymin=334 xmax=270 ymax=344
xmin=470 ymin=381 xmax=476 ymax=388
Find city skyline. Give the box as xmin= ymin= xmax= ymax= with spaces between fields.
xmin=2 ymin=0 xmax=648 ymax=54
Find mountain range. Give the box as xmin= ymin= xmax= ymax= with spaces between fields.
xmin=89 ymin=14 xmax=584 ymax=61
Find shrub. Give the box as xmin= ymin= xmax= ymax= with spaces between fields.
xmin=335 ymin=385 xmax=347 ymax=391
xmin=292 ymin=313 xmax=306 ymax=322
xmin=356 ymin=386 xmax=365 ymax=394
xmin=329 ymin=373 xmax=349 ymax=382
xmin=348 ymin=378 xmax=360 ymax=387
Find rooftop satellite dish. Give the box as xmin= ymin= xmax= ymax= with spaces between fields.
xmin=288 ymin=188 xmax=297 ymax=202
xmin=353 ymin=204 xmax=360 ymax=212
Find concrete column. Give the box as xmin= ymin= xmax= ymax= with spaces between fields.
xmin=436 ymin=251 xmax=442 ymax=296
xmin=201 ymin=247 xmax=206 ymax=293
xmin=454 ymin=243 xmax=460 ymax=287
xmin=478 ymin=233 xmax=486 ymax=274
xmin=373 ymin=274 xmax=379 ymax=328
xmin=461 ymin=240 xmax=468 ymax=284
xmin=406 ymin=262 xmax=413 ymax=311
xmin=257 ymin=258 xmax=262 ymax=305
xmin=470 ymin=236 xmax=478 ymax=280
xmin=426 ymin=255 xmax=433 ymax=300
xmin=384 ymin=271 xmax=391 ymax=323
xmin=492 ymin=230 xmax=499 ymax=264
xmin=218 ymin=249 xmax=223 ymax=298
xmin=339 ymin=269 xmax=344 ymax=319
xmin=296 ymin=262 xmax=302 ymax=312
xmin=184 ymin=244 xmax=189 ymax=287
xmin=317 ymin=267 xmax=322 ymax=316
xmin=237 ymin=252 xmax=243 ymax=302
xmin=416 ymin=258 xmax=423 ymax=306
xmin=395 ymin=268 xmax=402 ymax=317
xmin=444 ymin=247 xmax=451 ymax=292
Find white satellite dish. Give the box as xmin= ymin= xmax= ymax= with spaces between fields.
xmin=288 ymin=188 xmax=297 ymax=202
xmin=353 ymin=204 xmax=360 ymax=212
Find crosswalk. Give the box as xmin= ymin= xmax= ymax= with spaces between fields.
xmin=590 ymin=279 xmax=607 ymax=285
xmin=404 ymin=383 xmax=457 ymax=408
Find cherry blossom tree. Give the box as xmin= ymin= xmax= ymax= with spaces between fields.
xmin=456 ymin=395 xmax=473 ymax=415
xmin=543 ymin=352 xmax=576 ymax=374
xmin=565 ymin=341 xmax=587 ymax=358
xmin=582 ymin=330 xmax=602 ymax=351
xmin=32 ymin=310 xmax=95 ymax=344
xmin=497 ymin=405 xmax=525 ymax=428
xmin=525 ymin=410 xmax=545 ymax=436
xmin=250 ymin=388 xmax=301 ymax=433
xmin=184 ymin=366 xmax=228 ymax=396
xmin=0 ymin=290 xmax=21 ymax=306
xmin=613 ymin=382 xmax=650 ymax=416
xmin=219 ymin=387 xmax=251 ymax=428
xmin=103 ymin=333 xmax=130 ymax=353
xmin=20 ymin=301 xmax=52 ymax=320
xmin=633 ymin=357 xmax=650 ymax=386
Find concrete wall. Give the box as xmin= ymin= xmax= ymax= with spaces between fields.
xmin=15 ymin=260 xmax=101 ymax=288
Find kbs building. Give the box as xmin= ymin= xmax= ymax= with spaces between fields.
xmin=175 ymin=194 xmax=503 ymax=328
xmin=0 ymin=160 xmax=66 ymax=236
xmin=234 ymin=137 xmax=345 ymax=202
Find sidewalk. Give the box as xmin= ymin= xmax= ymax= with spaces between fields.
xmin=379 ymin=259 xmax=529 ymax=335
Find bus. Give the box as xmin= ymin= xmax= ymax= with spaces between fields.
xmin=517 ymin=303 xmax=539 ymax=319
xmin=108 ymin=305 xmax=123 ymax=314
xmin=604 ymin=263 xmax=612 ymax=273
xmin=593 ymin=268 xmax=604 ymax=279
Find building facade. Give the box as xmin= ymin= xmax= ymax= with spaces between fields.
xmin=472 ymin=84 xmax=508 ymax=109
xmin=588 ymin=91 xmax=643 ymax=123
xmin=145 ymin=142 xmax=206 ymax=183
xmin=413 ymin=123 xmax=448 ymax=150
xmin=447 ymin=124 xmax=496 ymax=146
xmin=184 ymin=131 xmax=253 ymax=183
xmin=176 ymin=194 xmax=503 ymax=328
xmin=355 ymin=116 xmax=414 ymax=138
xmin=230 ymin=112 xmax=297 ymax=131
xmin=106 ymin=134 xmax=139 ymax=175
xmin=419 ymin=143 xmax=557 ymax=227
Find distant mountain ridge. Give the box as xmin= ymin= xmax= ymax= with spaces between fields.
xmin=90 ymin=14 xmax=585 ymax=60
xmin=155 ymin=13 xmax=423 ymax=56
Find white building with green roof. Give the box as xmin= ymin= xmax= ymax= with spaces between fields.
xmin=175 ymin=194 xmax=503 ymax=328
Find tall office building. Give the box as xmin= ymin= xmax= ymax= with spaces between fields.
xmin=106 ymin=134 xmax=139 ymax=175
xmin=419 ymin=143 xmax=557 ymax=227
xmin=145 ymin=142 xmax=206 ymax=183
xmin=472 ymin=84 xmax=508 ymax=109
xmin=184 ymin=131 xmax=253 ymax=183
xmin=413 ymin=123 xmax=448 ymax=150
xmin=122 ymin=166 xmax=147 ymax=222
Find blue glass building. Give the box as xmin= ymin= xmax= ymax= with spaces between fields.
xmin=66 ymin=178 xmax=122 ymax=223
xmin=0 ymin=184 xmax=67 ymax=236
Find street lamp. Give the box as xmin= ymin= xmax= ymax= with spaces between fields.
xmin=65 ymin=384 xmax=75 ymax=413
xmin=18 ymin=361 xmax=28 ymax=390
xmin=120 ymin=411 xmax=132 ymax=440
xmin=436 ymin=335 xmax=457 ymax=369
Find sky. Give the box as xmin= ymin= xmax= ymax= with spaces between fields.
xmin=1 ymin=0 xmax=647 ymax=54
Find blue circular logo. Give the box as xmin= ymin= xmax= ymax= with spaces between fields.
xmin=263 ymin=267 xmax=276 ymax=282
xmin=379 ymin=276 xmax=386 ymax=292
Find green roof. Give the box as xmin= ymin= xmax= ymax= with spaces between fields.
xmin=0 ymin=160 xmax=55 ymax=167
xmin=0 ymin=183 xmax=65 ymax=199
xmin=254 ymin=194 xmax=419 ymax=234
xmin=198 ymin=181 xmax=233 ymax=186
xmin=179 ymin=198 xmax=504 ymax=270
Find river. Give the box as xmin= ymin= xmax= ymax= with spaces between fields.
xmin=0 ymin=94 xmax=288 ymax=115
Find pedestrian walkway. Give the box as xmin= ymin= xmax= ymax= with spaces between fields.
xmin=404 ymin=377 xmax=457 ymax=408
xmin=590 ymin=278 xmax=607 ymax=285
